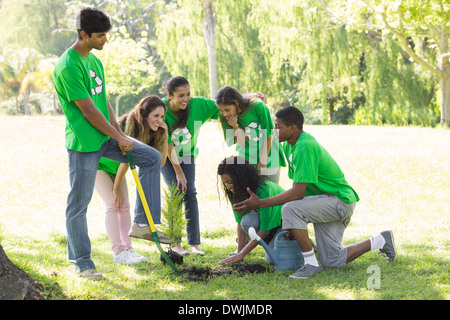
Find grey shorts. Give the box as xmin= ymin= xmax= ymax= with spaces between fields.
xmin=281 ymin=194 xmax=356 ymax=267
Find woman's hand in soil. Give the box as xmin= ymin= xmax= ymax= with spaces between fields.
xmin=218 ymin=253 xmax=243 ymax=265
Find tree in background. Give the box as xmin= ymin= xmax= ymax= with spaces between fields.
xmin=203 ymin=0 xmax=218 ymax=99
xmin=0 ymin=0 xmax=73 ymax=56
xmin=249 ymin=0 xmax=439 ymax=125
xmin=331 ymin=0 xmax=448 ymax=126
xmin=0 ymin=47 xmax=49 ymax=115
xmin=95 ymin=32 xmax=159 ymax=115
xmin=0 ymin=0 xmax=444 ymax=126
xmin=156 ymin=0 xmax=270 ymax=98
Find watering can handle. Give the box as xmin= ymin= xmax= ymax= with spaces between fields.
xmin=248 ymin=227 xmax=260 ymax=241
xmin=275 ymin=230 xmax=290 ymax=241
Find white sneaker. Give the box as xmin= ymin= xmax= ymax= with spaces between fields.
xmin=113 ymin=250 xmax=145 ymax=265
xmin=126 ymin=249 xmax=148 ymax=264
xmin=113 ymin=251 xmax=132 ymax=264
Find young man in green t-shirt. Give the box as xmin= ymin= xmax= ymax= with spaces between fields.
xmin=53 ymin=8 xmax=169 ymax=280
xmin=234 ymin=106 xmax=396 ymax=279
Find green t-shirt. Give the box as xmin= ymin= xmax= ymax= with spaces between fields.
xmin=53 ymin=48 xmax=110 ymax=152
xmin=97 ymin=157 xmax=120 ymax=178
xmin=282 ymin=131 xmax=359 ymax=204
xmin=162 ymin=96 xmax=219 ymax=158
xmin=220 ymin=100 xmax=286 ymax=169
xmin=234 ymin=180 xmax=285 ymax=231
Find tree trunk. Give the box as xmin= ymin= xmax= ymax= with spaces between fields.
xmin=23 ymin=86 xmax=31 ymax=115
xmin=204 ymin=1 xmax=218 ymax=99
xmin=0 ymin=244 xmax=44 ymax=300
xmin=440 ymin=65 xmax=450 ymax=127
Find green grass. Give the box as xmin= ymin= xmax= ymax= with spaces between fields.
xmin=0 ymin=116 xmax=449 ymax=300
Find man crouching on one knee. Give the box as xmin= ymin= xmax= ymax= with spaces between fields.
xmin=233 ymin=106 xmax=396 ymax=279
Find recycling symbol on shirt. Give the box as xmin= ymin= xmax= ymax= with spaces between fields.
xmin=89 ymin=69 xmax=103 ymax=96
xmin=171 ymin=127 xmax=192 ymax=146
xmin=245 ymin=122 xmax=263 ymax=142
xmin=288 ymin=153 xmax=295 ymax=170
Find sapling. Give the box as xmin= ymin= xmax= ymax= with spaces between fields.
xmin=160 ymin=182 xmax=188 ymax=250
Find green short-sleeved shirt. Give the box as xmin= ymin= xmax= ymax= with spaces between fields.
xmin=97 ymin=157 xmax=120 ymax=178
xmin=220 ymin=100 xmax=286 ymax=169
xmin=234 ymin=180 xmax=285 ymax=231
xmin=162 ymin=96 xmax=219 ymax=158
xmin=282 ymin=131 xmax=359 ymax=204
xmin=53 ymin=48 xmax=110 ymax=152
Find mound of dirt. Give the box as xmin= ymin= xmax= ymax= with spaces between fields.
xmin=160 ymin=250 xmax=184 ymax=265
xmin=180 ymin=263 xmax=271 ymax=282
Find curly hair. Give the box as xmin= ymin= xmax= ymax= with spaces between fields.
xmin=119 ymin=95 xmax=166 ymax=153
xmin=217 ymin=156 xmax=267 ymax=206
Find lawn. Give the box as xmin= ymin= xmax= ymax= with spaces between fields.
xmin=0 ymin=115 xmax=448 ymax=301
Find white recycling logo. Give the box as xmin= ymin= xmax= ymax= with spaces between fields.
xmin=171 ymin=127 xmax=192 ymax=146
xmin=288 ymin=153 xmax=295 ymax=170
xmin=89 ymin=69 xmax=103 ymax=96
xmin=245 ymin=122 xmax=263 ymax=142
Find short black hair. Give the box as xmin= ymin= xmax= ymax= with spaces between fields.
xmin=275 ymin=106 xmax=304 ymax=131
xmin=76 ymin=8 xmax=112 ymax=39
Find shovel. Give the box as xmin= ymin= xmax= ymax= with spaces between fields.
xmin=126 ymin=151 xmax=180 ymax=275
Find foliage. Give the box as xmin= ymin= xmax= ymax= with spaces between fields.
xmin=0 ymin=0 xmax=446 ymax=125
xmin=0 ymin=47 xmax=60 ymax=115
xmin=155 ymin=0 xmax=210 ymax=97
xmin=159 ymin=182 xmax=188 ymax=246
xmin=95 ymin=32 xmax=158 ymax=96
xmin=0 ymin=0 xmax=73 ymax=56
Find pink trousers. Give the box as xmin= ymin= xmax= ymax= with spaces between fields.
xmin=94 ymin=170 xmax=132 ymax=254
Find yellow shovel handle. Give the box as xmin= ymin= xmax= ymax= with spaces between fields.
xmin=126 ymin=151 xmax=156 ymax=233
xmin=130 ymin=168 xmax=157 ymax=233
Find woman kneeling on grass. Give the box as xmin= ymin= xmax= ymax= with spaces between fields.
xmin=217 ymin=156 xmax=285 ymax=265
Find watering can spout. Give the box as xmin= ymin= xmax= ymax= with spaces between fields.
xmin=248 ymin=227 xmax=279 ymax=266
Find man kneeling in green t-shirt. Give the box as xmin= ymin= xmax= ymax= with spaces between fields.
xmin=234 ymin=106 xmax=396 ymax=279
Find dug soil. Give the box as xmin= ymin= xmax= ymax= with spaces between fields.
xmin=180 ymin=264 xmax=271 ymax=282
xmin=161 ymin=250 xmax=271 ymax=282
xmin=160 ymin=249 xmax=184 ymax=265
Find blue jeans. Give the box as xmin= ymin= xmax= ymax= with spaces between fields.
xmin=161 ymin=156 xmax=200 ymax=245
xmin=65 ymin=137 xmax=161 ymax=272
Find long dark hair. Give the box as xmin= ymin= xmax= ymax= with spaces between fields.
xmin=215 ymin=86 xmax=253 ymax=129
xmin=119 ymin=95 xmax=166 ymax=153
xmin=217 ymin=156 xmax=267 ymax=206
xmin=165 ymin=76 xmax=190 ymax=130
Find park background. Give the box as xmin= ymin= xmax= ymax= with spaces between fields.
xmin=0 ymin=0 xmax=449 ymax=300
